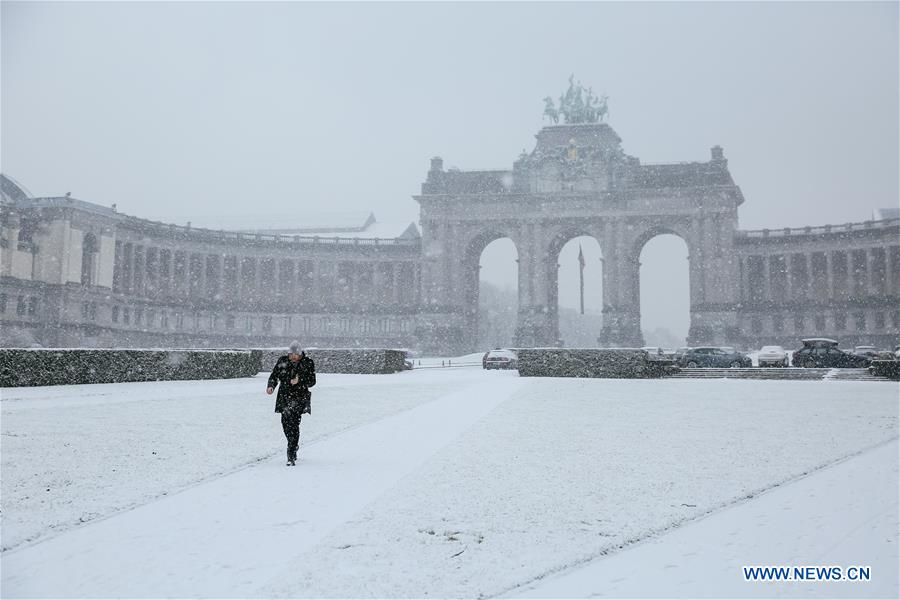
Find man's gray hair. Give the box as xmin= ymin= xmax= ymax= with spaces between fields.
xmin=288 ymin=340 xmax=302 ymax=354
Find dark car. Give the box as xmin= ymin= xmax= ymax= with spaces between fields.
xmin=677 ymin=347 xmax=752 ymax=368
xmin=483 ymin=349 xmax=518 ymax=370
xmin=792 ymin=338 xmax=870 ymax=368
xmin=793 ymin=345 xmax=870 ymax=368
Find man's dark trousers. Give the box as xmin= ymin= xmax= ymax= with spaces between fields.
xmin=282 ymin=405 xmax=301 ymax=462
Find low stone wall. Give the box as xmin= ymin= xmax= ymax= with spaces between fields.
xmin=0 ymin=349 xmax=263 ymax=387
xmin=517 ymin=348 xmax=671 ymax=379
xmin=258 ymin=348 xmax=407 ymax=375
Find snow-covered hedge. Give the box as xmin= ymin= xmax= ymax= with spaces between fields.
xmin=258 ymin=348 xmax=407 ymax=374
xmin=517 ymin=348 xmax=671 ymax=379
xmin=869 ymin=360 xmax=900 ymax=380
xmin=0 ymin=349 xmax=263 ymax=387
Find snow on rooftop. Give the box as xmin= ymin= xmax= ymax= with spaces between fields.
xmin=193 ymin=211 xmax=419 ymax=240
xmin=192 ymin=210 xmax=375 ymax=232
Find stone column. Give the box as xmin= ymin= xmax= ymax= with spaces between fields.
xmin=392 ymin=263 xmax=401 ymax=304
xmin=886 ymin=246 xmax=895 ymax=296
xmin=865 ymin=248 xmax=875 ymax=296
xmin=413 ymin=263 xmax=422 ymax=305
xmin=739 ymin=256 xmax=749 ymax=302
xmin=802 ymin=253 xmax=813 ymax=298
xmin=252 ymin=257 xmax=262 ymax=301
xmin=441 ymin=222 xmax=452 ymax=301
xmin=143 ymin=247 xmax=155 ymax=298
xmin=158 ymin=249 xmax=170 ymax=297
xmin=291 ymin=260 xmax=301 ymax=301
xmin=596 ymin=219 xmax=643 ymax=347
xmin=825 ymin=251 xmax=834 ymax=300
xmin=183 ymin=252 xmax=192 ymax=298
xmin=199 ymin=254 xmax=209 ymax=299
xmin=371 ymin=262 xmax=383 ymax=305
xmin=302 ymin=260 xmax=313 ymax=303
xmin=686 ymin=218 xmax=703 ymax=307
xmin=516 ymin=223 xmax=531 ymax=309
xmin=263 ymin=254 xmax=284 ymax=298
xmin=213 ymin=255 xmax=224 ymax=300
xmin=348 ymin=262 xmax=360 ymax=306
xmin=514 ymin=222 xmax=556 ymax=347
xmin=134 ymin=245 xmax=147 ymax=297
xmin=124 ymin=242 xmax=134 ymax=294
xmin=313 ymin=260 xmax=323 ymax=305
xmin=784 ymin=253 xmax=793 ymax=301
xmin=699 ymin=216 xmax=711 ymax=303
xmin=113 ymin=241 xmax=123 ymax=292
xmin=846 ymin=251 xmax=854 ymax=297
xmin=762 ymin=254 xmax=771 ymax=302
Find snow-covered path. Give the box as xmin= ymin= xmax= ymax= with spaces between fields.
xmin=2 ymin=371 xmax=897 ymax=598
xmin=2 ymin=375 xmax=526 ymax=598
xmin=509 ymin=438 xmax=899 ymax=599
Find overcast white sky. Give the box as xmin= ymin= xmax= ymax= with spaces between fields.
xmin=3 ymin=2 xmax=897 ymax=341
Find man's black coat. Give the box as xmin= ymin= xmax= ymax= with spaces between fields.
xmin=267 ymin=353 xmax=316 ymax=413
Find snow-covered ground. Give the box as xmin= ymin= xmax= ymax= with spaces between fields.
xmin=2 ymin=370 xmax=897 ymax=598
xmin=510 ymin=439 xmax=899 ymax=599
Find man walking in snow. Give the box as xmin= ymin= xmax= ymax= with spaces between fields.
xmin=266 ymin=341 xmax=316 ymax=466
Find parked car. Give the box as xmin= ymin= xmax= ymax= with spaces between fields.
xmin=853 ymin=346 xmax=881 ymax=359
xmin=792 ymin=338 xmax=870 ymax=368
xmin=677 ymin=347 xmax=752 ymax=368
xmin=641 ymin=346 xmax=667 ymax=361
xmin=482 ymin=348 xmax=505 ymax=369
xmin=483 ymin=348 xmax=518 ymax=370
xmin=673 ymin=347 xmax=691 ymax=361
xmin=757 ymin=345 xmax=789 ymax=367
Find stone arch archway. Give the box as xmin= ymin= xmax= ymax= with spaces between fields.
xmin=633 ymin=228 xmax=692 ymax=347
xmin=527 ymin=224 xmax=605 ymax=347
xmin=461 ymin=228 xmax=521 ymax=347
xmin=415 ymin=122 xmax=744 ymax=354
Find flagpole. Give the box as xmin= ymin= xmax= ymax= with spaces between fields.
xmin=578 ymin=244 xmax=585 ymax=315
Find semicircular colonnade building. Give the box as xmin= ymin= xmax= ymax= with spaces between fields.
xmin=2 ymin=119 xmax=898 ymax=354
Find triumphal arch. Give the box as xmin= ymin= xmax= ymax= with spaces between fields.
xmin=415 ymin=83 xmax=743 ymax=350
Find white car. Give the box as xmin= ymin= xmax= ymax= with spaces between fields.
xmin=483 ymin=349 xmax=518 ymax=370
xmin=758 ymin=345 xmax=788 ymax=367
xmin=641 ymin=346 xmax=667 ymax=361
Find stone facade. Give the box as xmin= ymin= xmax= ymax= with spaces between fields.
xmin=735 ymin=221 xmax=899 ymax=349
xmin=1 ymin=180 xmax=421 ymax=349
xmin=2 ymin=120 xmax=898 ymax=354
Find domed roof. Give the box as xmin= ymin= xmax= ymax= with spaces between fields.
xmin=1 ymin=174 xmax=32 ymax=205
